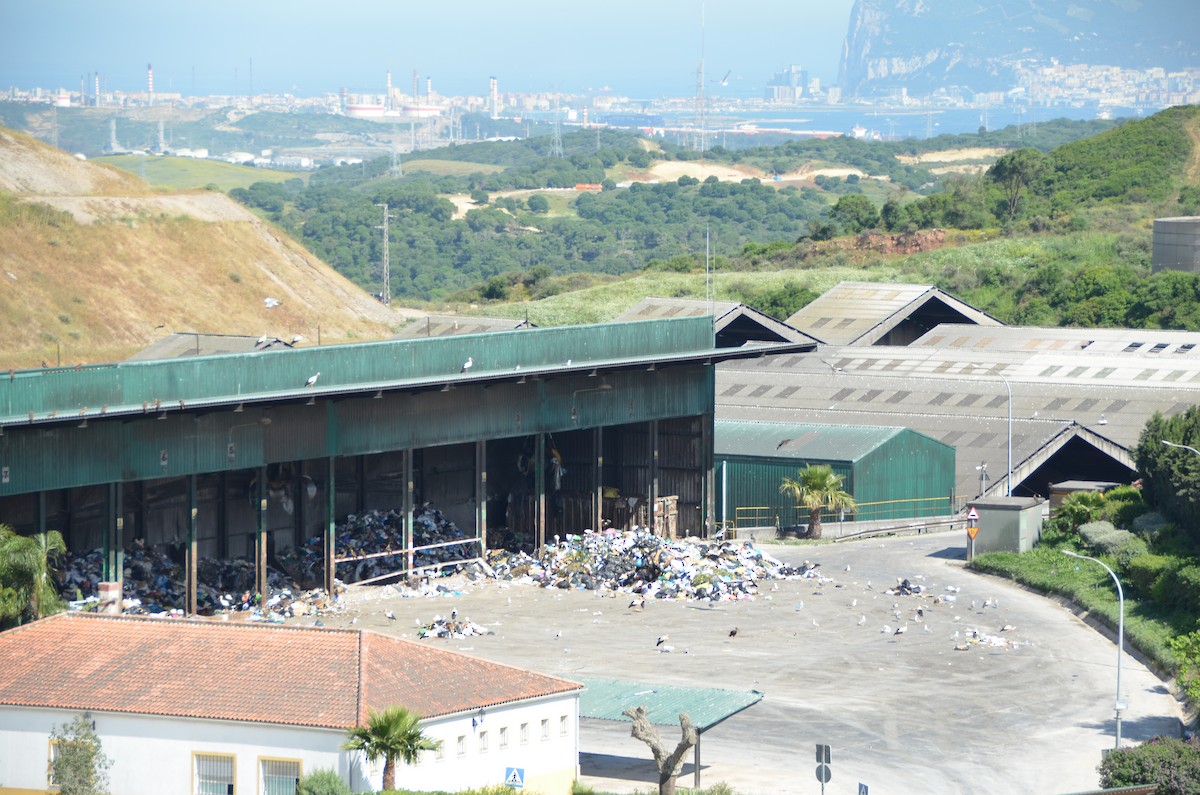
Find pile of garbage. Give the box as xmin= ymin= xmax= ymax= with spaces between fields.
xmin=415 ymin=613 xmax=495 ymax=639
xmin=485 ymin=528 xmax=812 ymax=602
xmin=279 ymin=506 xmax=478 ymax=585
xmin=57 ymin=539 xmax=343 ymax=620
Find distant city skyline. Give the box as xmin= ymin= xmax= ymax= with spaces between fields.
xmin=0 ymin=0 xmax=857 ymax=100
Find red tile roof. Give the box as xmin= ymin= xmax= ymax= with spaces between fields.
xmin=0 ymin=613 xmax=581 ymax=729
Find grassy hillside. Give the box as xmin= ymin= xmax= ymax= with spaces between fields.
xmin=93 ymin=155 xmax=303 ymax=192
xmin=0 ymin=128 xmax=404 ymax=369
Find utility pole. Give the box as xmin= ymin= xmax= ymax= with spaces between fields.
xmin=375 ymin=203 xmax=395 ymax=306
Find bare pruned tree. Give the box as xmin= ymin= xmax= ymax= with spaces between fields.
xmin=623 ymin=706 xmax=698 ymax=795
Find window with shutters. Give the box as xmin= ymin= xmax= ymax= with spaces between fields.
xmin=259 ymin=758 xmax=300 ymax=795
xmin=195 ymin=753 xmax=235 ymax=795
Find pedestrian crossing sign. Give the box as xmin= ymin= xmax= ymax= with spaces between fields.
xmin=505 ymin=767 xmax=525 ymax=788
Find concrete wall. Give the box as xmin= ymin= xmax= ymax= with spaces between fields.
xmin=0 ymin=692 xmax=580 ymax=795
xmin=1152 ymin=216 xmax=1200 ymax=273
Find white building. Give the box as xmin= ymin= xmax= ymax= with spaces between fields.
xmin=0 ymin=613 xmax=582 ymax=795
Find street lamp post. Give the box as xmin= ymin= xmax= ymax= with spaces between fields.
xmin=975 ymin=367 xmax=1013 ymax=497
xmin=1000 ymin=373 xmax=1012 ymax=496
xmin=1162 ymin=439 xmax=1200 ymax=458
xmin=1062 ymin=549 xmax=1125 ymax=749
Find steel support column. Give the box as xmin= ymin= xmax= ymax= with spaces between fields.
xmin=256 ymin=465 xmax=267 ymax=601
xmin=593 ymin=427 xmax=604 ymax=533
xmin=217 ymin=472 xmax=228 ymax=559
xmin=535 ymin=433 xmax=546 ymax=550
xmin=476 ymin=441 xmax=487 ymax=558
xmin=649 ymin=420 xmax=659 ymax=534
xmin=404 ymin=448 xmax=414 ymax=570
xmin=186 ymin=474 xmax=198 ymax=616
xmin=324 ymin=457 xmax=336 ymax=594
xmin=702 ymin=413 xmax=715 ymax=537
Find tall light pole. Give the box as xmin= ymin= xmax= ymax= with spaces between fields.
xmin=999 ymin=372 xmax=1012 ymax=496
xmin=1063 ymin=549 xmax=1125 ymax=749
xmin=975 ymin=367 xmax=1013 ymax=496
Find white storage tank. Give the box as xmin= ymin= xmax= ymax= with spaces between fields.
xmin=1152 ymin=216 xmax=1200 ymax=273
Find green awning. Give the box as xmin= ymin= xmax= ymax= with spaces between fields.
xmin=577 ymin=677 xmax=763 ymax=732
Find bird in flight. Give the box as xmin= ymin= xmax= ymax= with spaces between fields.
xmin=305 ymin=372 xmax=320 ymax=388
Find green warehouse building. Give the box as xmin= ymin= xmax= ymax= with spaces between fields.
xmin=714 ymin=420 xmax=956 ymax=534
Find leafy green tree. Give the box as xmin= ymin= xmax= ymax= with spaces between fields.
xmin=49 ymin=715 xmax=112 ymax=795
xmin=779 ymin=465 xmax=857 ymax=540
xmin=0 ymin=524 xmax=66 ymax=627
xmin=526 ymin=193 xmax=550 ymax=213
xmin=343 ymin=706 xmax=440 ymax=791
xmin=880 ymin=196 xmax=904 ymax=231
xmin=988 ymin=148 xmax=1050 ymax=221
xmin=830 ymin=194 xmax=880 ymax=233
xmin=1098 ymin=735 xmax=1200 ymax=794
xmin=469 ymin=188 xmax=489 ymax=205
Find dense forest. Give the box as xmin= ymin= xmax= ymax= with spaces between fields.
xmin=227 ymin=106 xmax=1200 ymax=324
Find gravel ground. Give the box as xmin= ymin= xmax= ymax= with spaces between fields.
xmin=323 ymin=531 xmax=1183 ymax=795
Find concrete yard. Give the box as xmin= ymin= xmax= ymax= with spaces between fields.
xmin=327 ymin=531 xmax=1183 ymax=794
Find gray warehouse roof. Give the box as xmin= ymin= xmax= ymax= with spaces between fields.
xmin=394 ymin=314 xmax=536 ymax=339
xmin=716 ymin=342 xmax=1177 ymax=501
xmin=617 ymin=298 xmax=820 ymax=346
xmin=716 ymin=420 xmax=909 ymax=462
xmin=913 ymin=324 xmax=1200 ymax=356
xmin=784 ymin=281 xmax=1003 ymax=346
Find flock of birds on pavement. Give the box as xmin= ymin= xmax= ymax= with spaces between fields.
xmin=376 ymin=551 xmax=1028 ymax=656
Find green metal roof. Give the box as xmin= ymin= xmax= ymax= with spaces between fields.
xmin=577 ymin=676 xmax=763 ymax=732
xmin=716 ymin=420 xmax=906 ymax=463
xmin=1 ymin=317 xmax=722 ymax=429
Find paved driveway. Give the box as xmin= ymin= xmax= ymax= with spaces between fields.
xmin=334 ymin=531 xmax=1183 ymax=794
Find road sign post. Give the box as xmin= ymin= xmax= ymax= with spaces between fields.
xmin=966 ymin=506 xmax=980 ymax=561
xmin=815 ymin=744 xmax=831 ymax=794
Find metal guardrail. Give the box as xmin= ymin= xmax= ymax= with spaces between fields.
xmin=735 ymin=497 xmax=952 ymax=529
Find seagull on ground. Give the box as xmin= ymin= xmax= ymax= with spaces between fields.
xmin=656 ymin=634 xmax=669 ymax=647
xmin=894 ymin=625 xmax=907 ymax=636
xmin=857 ymin=614 xmax=867 ymax=626
xmin=384 ymin=610 xmax=396 ymax=621
xmin=728 ymin=627 xmax=739 ymax=638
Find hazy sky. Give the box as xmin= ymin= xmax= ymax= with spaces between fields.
xmin=0 ymin=0 xmax=857 ymax=99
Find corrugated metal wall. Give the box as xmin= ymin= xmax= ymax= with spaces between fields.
xmin=717 ymin=458 xmax=853 ymax=528
xmin=717 ymin=428 xmax=954 ymax=526
xmin=0 ymin=365 xmax=712 ymax=496
xmin=854 ymin=429 xmax=956 ymax=519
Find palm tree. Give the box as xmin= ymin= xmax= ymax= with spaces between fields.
xmin=779 ymin=465 xmax=857 ymax=540
xmin=0 ymin=524 xmax=66 ymax=625
xmin=343 ymin=705 xmax=440 ymax=791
